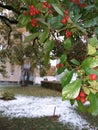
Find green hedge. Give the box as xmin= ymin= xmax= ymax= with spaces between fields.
xmin=41 ymin=81 xmax=62 ymax=92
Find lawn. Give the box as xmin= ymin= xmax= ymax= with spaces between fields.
xmin=0 ymin=85 xmax=61 ymax=97
xmin=0 ymin=116 xmax=71 ymax=130
xmin=0 ymin=85 xmax=98 ymax=130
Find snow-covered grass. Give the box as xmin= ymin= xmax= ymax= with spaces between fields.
xmin=0 ymin=95 xmax=96 ymax=130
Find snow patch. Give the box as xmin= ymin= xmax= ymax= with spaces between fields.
xmin=0 ymin=95 xmax=96 ymax=130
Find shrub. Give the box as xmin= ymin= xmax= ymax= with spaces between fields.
xmin=41 ymin=81 xmax=62 ymax=92
xmin=1 ymin=91 xmax=15 ymax=100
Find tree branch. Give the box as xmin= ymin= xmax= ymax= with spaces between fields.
xmin=3 ymin=19 xmax=12 ymax=45
xmin=0 ymin=15 xmax=18 ymax=24
xmin=0 ymin=3 xmax=21 ymax=14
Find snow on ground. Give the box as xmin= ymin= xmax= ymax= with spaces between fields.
xmin=0 ymin=95 xmax=96 ymax=130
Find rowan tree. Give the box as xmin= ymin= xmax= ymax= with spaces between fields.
xmin=0 ymin=0 xmax=98 ymax=115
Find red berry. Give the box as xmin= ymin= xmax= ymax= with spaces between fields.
xmin=43 ymin=5 xmax=47 ymax=9
xmin=47 ymin=4 xmax=52 ymax=9
xmin=61 ymin=18 xmax=66 ymax=24
xmin=71 ymin=0 xmax=76 ymax=2
xmin=48 ymin=10 xmax=53 ymax=14
xmin=64 ymin=10 xmax=69 ymax=15
xmin=76 ymin=95 xmax=80 ymax=100
xmin=80 ymin=3 xmax=87 ymax=8
xmin=75 ymin=0 xmax=80 ymax=4
xmin=79 ymin=91 xmax=86 ymax=97
xmin=89 ymin=74 xmax=97 ymax=80
xmin=29 ymin=5 xmax=40 ymax=16
xmin=30 ymin=5 xmax=34 ymax=10
xmin=60 ymin=63 xmax=64 ymax=67
xmin=71 ymin=0 xmax=80 ymax=4
xmin=56 ymin=64 xmax=60 ymax=68
xmin=80 ymin=98 xmax=86 ymax=103
xmin=65 ymin=30 xmax=72 ymax=38
xmin=42 ymin=1 xmax=48 ymax=6
xmin=23 ymin=11 xmax=28 ymax=16
xmin=31 ymin=18 xmax=38 ymax=27
xmin=61 ymin=16 xmax=69 ymax=24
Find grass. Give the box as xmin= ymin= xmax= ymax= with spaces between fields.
xmin=0 ymin=85 xmax=61 ymax=97
xmin=0 ymin=85 xmax=98 ymax=130
xmin=0 ymin=116 xmax=72 ymax=130
xmin=76 ymin=108 xmax=98 ymax=129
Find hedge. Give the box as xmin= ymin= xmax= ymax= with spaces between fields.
xmin=41 ymin=81 xmax=62 ymax=92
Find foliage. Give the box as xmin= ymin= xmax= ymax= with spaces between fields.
xmin=0 ymin=116 xmax=74 ymax=130
xmin=0 ymin=0 xmax=50 ymax=77
xmin=0 ymin=0 xmax=98 ymax=115
xmin=41 ymin=81 xmax=62 ymax=92
xmin=1 ymin=91 xmax=15 ymax=100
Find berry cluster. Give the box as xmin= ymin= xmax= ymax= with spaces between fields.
xmin=71 ymin=0 xmax=87 ymax=8
xmin=65 ymin=30 xmax=72 ymax=38
xmin=29 ymin=5 xmax=40 ymax=27
xmin=30 ymin=18 xmax=38 ymax=27
xmin=29 ymin=5 xmax=40 ymax=16
xmin=42 ymin=1 xmax=53 ymax=14
xmin=61 ymin=9 xmax=72 ymax=38
xmin=76 ymin=91 xmax=87 ymax=103
xmin=56 ymin=63 xmax=65 ymax=68
xmin=61 ymin=10 xmax=69 ymax=24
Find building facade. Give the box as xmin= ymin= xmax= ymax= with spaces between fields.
xmin=0 ymin=62 xmax=21 ymax=83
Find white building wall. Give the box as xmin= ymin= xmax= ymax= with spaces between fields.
xmin=0 ymin=62 xmax=21 ymax=82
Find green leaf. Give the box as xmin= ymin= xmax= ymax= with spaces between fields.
xmin=44 ymin=52 xmax=50 ymax=65
xmin=64 ymin=38 xmax=72 ymax=50
xmin=52 ymin=3 xmax=64 ymax=16
xmin=83 ymin=86 xmax=90 ymax=95
xmin=87 ymin=44 xmax=96 ymax=55
xmin=39 ymin=29 xmax=49 ymax=43
xmin=18 ymin=14 xmax=31 ymax=26
xmin=70 ymin=99 xmax=75 ymax=105
xmin=61 ymin=70 xmax=74 ymax=88
xmin=88 ymin=36 xmax=98 ymax=47
xmin=94 ymin=27 xmax=98 ymax=34
xmin=62 ymin=79 xmax=82 ymax=100
xmin=84 ymin=17 xmax=98 ymax=28
xmin=57 ymin=66 xmax=66 ymax=75
xmin=81 ymin=57 xmax=98 ymax=70
xmin=47 ymin=15 xmax=63 ymax=29
xmin=88 ymin=81 xmax=98 ymax=94
xmin=44 ymin=40 xmax=54 ymax=65
xmin=44 ymin=40 xmax=54 ymax=53
xmin=77 ymin=101 xmax=87 ymax=113
xmin=85 ymin=68 xmax=98 ymax=75
xmin=74 ymin=14 xmax=82 ymax=23
xmin=88 ymin=93 xmax=98 ymax=116
xmin=24 ymin=33 xmax=40 ymax=43
xmin=60 ymin=54 xmax=67 ymax=63
xmin=70 ymin=59 xmax=80 ymax=66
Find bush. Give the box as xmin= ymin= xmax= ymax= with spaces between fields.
xmin=41 ymin=81 xmax=62 ymax=92
xmin=1 ymin=91 xmax=15 ymax=100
